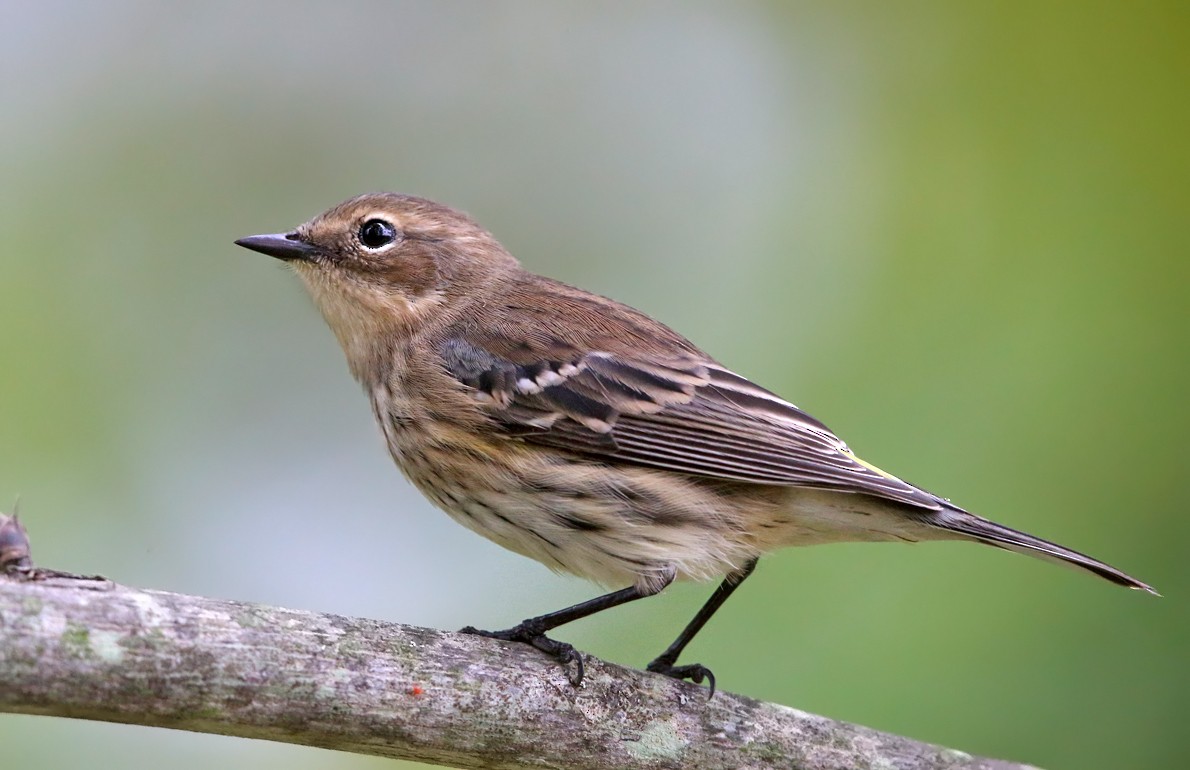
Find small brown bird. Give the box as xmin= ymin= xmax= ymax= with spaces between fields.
xmin=236 ymin=193 xmax=1155 ymax=692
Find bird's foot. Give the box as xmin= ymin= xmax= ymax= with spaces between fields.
xmin=460 ymin=622 xmax=585 ymax=686
xmin=646 ymin=656 xmax=717 ymax=698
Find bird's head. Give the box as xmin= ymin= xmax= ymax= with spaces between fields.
xmin=236 ymin=193 xmax=519 ymax=374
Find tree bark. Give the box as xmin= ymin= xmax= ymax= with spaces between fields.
xmin=0 ymin=575 xmax=1036 ymax=770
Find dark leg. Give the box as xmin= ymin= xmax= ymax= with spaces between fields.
xmin=646 ymin=558 xmax=758 ymax=696
xmin=461 ymin=568 xmax=675 ymax=686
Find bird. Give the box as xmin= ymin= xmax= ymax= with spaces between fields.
xmin=235 ymin=192 xmax=1155 ymax=693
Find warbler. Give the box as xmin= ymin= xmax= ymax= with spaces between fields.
xmin=236 ymin=193 xmax=1154 ymax=692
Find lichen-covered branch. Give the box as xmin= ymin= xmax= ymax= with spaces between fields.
xmin=0 ymin=576 xmax=1036 ymax=770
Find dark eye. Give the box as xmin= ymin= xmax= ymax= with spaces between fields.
xmin=358 ymin=219 xmax=397 ymax=249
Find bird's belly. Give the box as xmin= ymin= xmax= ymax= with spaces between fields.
xmin=381 ymin=426 xmax=762 ymax=589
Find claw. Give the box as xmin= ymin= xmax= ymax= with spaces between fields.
xmin=557 ymin=645 xmax=584 ymax=686
xmin=647 ymin=659 xmax=717 ymax=698
xmin=460 ymin=624 xmax=586 ymax=686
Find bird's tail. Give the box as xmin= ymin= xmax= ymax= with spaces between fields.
xmin=930 ymin=505 xmax=1158 ymax=595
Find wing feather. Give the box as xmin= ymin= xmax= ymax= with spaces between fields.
xmin=437 ymin=334 xmax=940 ymax=510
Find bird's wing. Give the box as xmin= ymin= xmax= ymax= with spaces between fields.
xmin=437 ymin=333 xmax=941 ymax=511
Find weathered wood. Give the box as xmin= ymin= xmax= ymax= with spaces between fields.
xmin=0 ymin=577 xmax=1036 ymax=770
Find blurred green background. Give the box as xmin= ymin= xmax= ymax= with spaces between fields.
xmin=1 ymin=2 xmax=1185 ymax=769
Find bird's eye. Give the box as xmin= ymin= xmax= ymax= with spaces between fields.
xmin=358 ymin=219 xmax=398 ymax=249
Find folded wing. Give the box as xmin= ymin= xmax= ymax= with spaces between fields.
xmin=438 ymin=333 xmax=942 ymax=511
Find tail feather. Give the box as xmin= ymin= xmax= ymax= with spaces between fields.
xmin=931 ymin=506 xmax=1158 ymax=596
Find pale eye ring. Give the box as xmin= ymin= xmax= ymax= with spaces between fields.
xmin=358 ymin=219 xmax=397 ymax=249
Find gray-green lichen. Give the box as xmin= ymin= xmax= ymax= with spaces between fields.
xmin=623 ymin=718 xmax=688 ymax=762
xmin=59 ymin=622 xmax=91 ymax=658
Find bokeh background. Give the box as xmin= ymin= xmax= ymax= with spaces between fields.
xmin=1 ymin=2 xmax=1185 ymax=769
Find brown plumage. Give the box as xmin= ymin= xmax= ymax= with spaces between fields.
xmin=236 ymin=192 xmax=1155 ymax=692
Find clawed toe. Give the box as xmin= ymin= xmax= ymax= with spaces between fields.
xmin=459 ymin=624 xmax=516 ymax=641
xmin=647 ymin=659 xmax=717 ymax=698
xmin=460 ymin=624 xmax=585 ymax=686
xmin=545 ymin=640 xmax=585 ymax=686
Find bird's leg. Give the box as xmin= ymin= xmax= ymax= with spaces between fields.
xmin=461 ymin=567 xmax=675 ymax=686
xmin=646 ymin=558 xmax=759 ymax=696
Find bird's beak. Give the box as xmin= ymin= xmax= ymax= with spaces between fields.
xmin=234 ymin=232 xmax=320 ymax=262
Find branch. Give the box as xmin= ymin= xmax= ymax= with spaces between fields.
xmin=0 ymin=575 xmax=1036 ymax=770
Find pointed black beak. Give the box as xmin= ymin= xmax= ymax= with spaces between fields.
xmin=234 ymin=232 xmax=320 ymax=262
